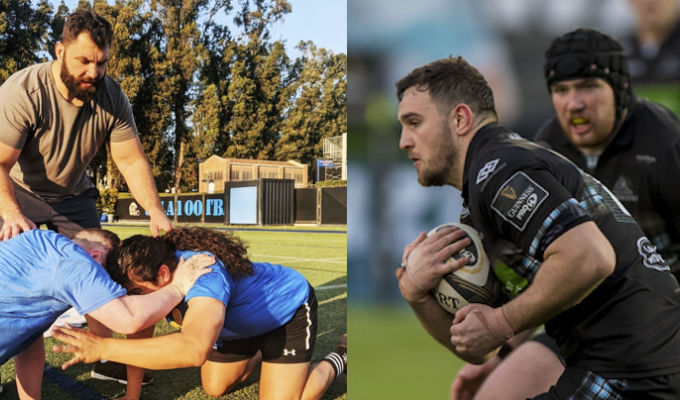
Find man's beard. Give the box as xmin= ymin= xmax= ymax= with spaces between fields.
xmin=417 ymin=120 xmax=459 ymax=187
xmin=60 ymin=61 xmax=103 ymax=103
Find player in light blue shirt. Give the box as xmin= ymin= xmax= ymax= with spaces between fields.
xmin=0 ymin=228 xmax=212 ymax=399
xmin=53 ymin=227 xmax=347 ymax=400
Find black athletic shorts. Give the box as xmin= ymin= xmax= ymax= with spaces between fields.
xmin=207 ymin=284 xmax=318 ymax=364
xmin=0 ymin=184 xmax=100 ymax=238
xmin=532 ymin=367 xmax=680 ymax=400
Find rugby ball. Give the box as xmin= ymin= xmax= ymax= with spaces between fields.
xmin=428 ymin=223 xmax=505 ymax=315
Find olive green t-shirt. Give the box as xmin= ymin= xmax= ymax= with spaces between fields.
xmin=0 ymin=62 xmax=138 ymax=202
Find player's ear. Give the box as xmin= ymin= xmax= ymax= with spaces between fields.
xmin=157 ymin=264 xmax=172 ymax=285
xmin=450 ymin=103 xmax=474 ymax=135
xmin=89 ymin=249 xmax=104 ymax=264
xmin=55 ymin=42 xmax=64 ymax=61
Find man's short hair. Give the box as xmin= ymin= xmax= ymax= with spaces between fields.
xmin=73 ymin=228 xmax=121 ymax=269
xmin=61 ymin=9 xmax=113 ymax=49
xmin=396 ymin=56 xmax=497 ymax=118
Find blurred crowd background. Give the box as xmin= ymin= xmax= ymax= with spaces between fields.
xmin=348 ymin=1 xmax=680 ymax=396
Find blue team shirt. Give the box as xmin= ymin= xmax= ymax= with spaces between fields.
xmin=167 ymin=250 xmax=310 ymax=340
xmin=0 ymin=230 xmax=126 ymax=364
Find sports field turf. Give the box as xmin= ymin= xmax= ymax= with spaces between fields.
xmin=349 ymin=304 xmax=465 ymax=399
xmin=0 ymin=225 xmax=347 ymax=400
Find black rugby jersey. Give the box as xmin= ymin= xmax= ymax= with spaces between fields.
xmin=461 ymin=123 xmax=680 ymax=378
xmin=621 ymin=23 xmax=680 ymax=114
xmin=535 ymin=98 xmax=680 ymax=276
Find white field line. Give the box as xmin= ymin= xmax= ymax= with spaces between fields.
xmin=315 ymin=284 xmax=347 ymax=291
xmin=251 ymin=254 xmax=347 ymax=264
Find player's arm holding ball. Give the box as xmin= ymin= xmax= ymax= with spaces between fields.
xmin=397 ymin=227 xmax=497 ymax=364
xmin=450 ymin=167 xmax=616 ymax=361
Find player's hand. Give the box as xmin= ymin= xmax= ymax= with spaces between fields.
xmin=171 ymin=254 xmax=216 ymax=295
xmin=114 ymin=396 xmax=139 ymax=400
xmin=51 ymin=324 xmax=103 ymax=368
xmin=0 ymin=212 xmax=36 ymax=241
xmin=450 ymin=358 xmax=501 ymax=400
xmin=148 ymin=212 xmax=173 ymax=237
xmin=450 ymin=304 xmax=513 ymax=361
xmin=398 ymin=227 xmax=470 ymax=301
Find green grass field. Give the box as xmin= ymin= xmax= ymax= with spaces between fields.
xmin=1 ymin=225 xmax=347 ymax=400
xmin=349 ymin=304 xmax=465 ymax=400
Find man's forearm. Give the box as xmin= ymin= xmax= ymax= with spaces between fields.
xmin=406 ymin=295 xmax=458 ymax=352
xmin=0 ymin=167 xmax=22 ymax=219
xmin=118 ymin=159 xmax=165 ymax=216
xmin=117 ymin=283 xmax=185 ymax=332
xmin=91 ymin=283 xmax=184 ymax=335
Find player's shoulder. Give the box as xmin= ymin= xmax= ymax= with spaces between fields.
xmin=470 ymin=131 xmax=542 ymax=190
xmin=533 ymin=116 xmax=562 ymax=144
xmin=95 ymin=75 xmax=129 ymax=105
xmin=1 ymin=62 xmax=51 ymax=96
xmin=629 ymin=98 xmax=680 ymax=143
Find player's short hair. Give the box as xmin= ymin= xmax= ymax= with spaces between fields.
xmin=61 ymin=9 xmax=113 ymax=49
xmin=396 ymin=56 xmax=497 ymax=118
xmin=73 ymin=228 xmax=121 ymax=269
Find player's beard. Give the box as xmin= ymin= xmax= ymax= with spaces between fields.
xmin=60 ymin=60 xmax=104 ymax=103
xmin=417 ymin=119 xmax=459 ymax=187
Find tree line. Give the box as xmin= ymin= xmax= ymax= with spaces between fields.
xmin=0 ymin=0 xmax=347 ymax=192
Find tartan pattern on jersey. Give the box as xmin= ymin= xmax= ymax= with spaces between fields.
xmin=568 ymin=371 xmax=627 ymax=400
xmin=504 ymin=199 xmax=581 ymax=284
xmin=529 ymin=198 xmax=582 ymax=259
xmin=579 ymin=173 xmax=635 ymax=223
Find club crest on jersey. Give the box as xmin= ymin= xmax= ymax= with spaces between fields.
xmin=637 ymin=237 xmax=670 ymax=271
xmin=491 ymin=172 xmax=548 ymax=231
xmin=476 ymin=159 xmax=500 ymax=185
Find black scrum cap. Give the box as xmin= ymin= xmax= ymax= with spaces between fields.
xmin=544 ymin=28 xmax=632 ymax=124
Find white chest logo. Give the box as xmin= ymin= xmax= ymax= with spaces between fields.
xmin=476 ymin=159 xmax=499 ymax=184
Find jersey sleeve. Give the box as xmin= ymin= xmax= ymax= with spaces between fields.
xmin=54 ymin=257 xmax=127 ymax=316
xmin=0 ymin=80 xmax=37 ymax=149
xmin=182 ymin=251 xmax=232 ymax=306
xmin=473 ymin=151 xmax=591 ymax=260
xmin=109 ymin=89 xmax=139 ymax=143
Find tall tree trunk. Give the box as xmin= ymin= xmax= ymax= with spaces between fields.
xmin=173 ymin=99 xmax=186 ymax=192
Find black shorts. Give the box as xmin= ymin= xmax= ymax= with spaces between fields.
xmin=207 ymin=285 xmax=318 ymax=364
xmin=0 ymin=184 xmax=100 ymax=238
xmin=532 ymin=367 xmax=680 ymax=400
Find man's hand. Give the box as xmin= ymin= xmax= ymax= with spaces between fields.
xmin=397 ymin=227 xmax=471 ymax=302
xmin=51 ymin=324 xmax=103 ymax=369
xmin=171 ymin=254 xmax=216 ymax=295
xmin=450 ymin=357 xmax=501 ymax=400
xmin=148 ymin=212 xmax=174 ymax=238
xmin=450 ymin=304 xmax=513 ymax=361
xmin=0 ymin=212 xmax=36 ymax=241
